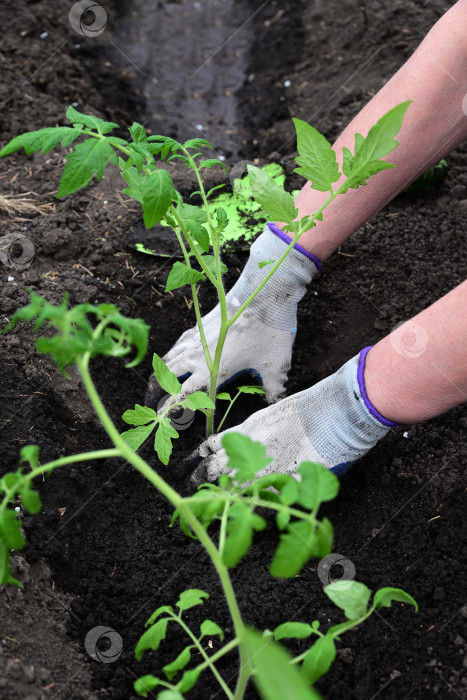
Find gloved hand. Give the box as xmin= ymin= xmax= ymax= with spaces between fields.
xmin=187 ymin=347 xmax=400 ymax=485
xmin=146 ymin=224 xmax=321 ymax=406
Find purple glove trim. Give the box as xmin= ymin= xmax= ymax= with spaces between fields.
xmin=357 ymin=346 xmax=401 ymax=428
xmin=267 ymin=222 xmax=322 ymax=271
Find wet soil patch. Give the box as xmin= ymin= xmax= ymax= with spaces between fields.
xmin=0 ymin=1 xmax=466 ymax=699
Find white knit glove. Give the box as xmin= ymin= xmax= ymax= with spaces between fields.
xmin=187 ymin=347 xmax=400 ymax=484
xmin=146 ymin=224 xmax=321 ymax=405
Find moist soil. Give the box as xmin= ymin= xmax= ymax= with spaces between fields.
xmin=0 ymin=1 xmax=466 ymax=699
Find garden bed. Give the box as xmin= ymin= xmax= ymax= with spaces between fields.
xmin=0 ymin=0 xmax=466 ymax=698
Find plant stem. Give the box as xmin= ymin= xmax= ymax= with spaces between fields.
xmin=206 ymin=322 xmax=228 ymax=436
xmin=0 ymin=449 xmax=120 ymax=519
xmin=189 ymin=638 xmax=239 ymax=676
xmin=172 ymin=614 xmax=234 ymax=699
xmin=76 ymin=354 xmax=252 ymax=698
xmin=216 ymin=391 xmax=241 ymax=433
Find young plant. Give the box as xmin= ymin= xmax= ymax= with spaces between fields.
xmin=1 ymin=296 xmax=417 ymax=700
xmin=0 ymin=101 xmax=411 ymax=462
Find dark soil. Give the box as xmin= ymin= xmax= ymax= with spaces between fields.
xmin=1 ymin=1 xmax=466 ymax=699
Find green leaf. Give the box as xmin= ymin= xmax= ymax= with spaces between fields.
xmin=0 ymin=126 xmax=83 ymax=158
xmin=341 ymin=101 xmax=411 ymax=190
xmin=157 ymin=691 xmax=184 ymax=700
xmin=163 ymin=647 xmax=191 ymax=680
xmin=270 ymin=521 xmax=317 ymax=579
xmin=373 ymin=587 xmax=418 ymax=612
xmin=146 ymin=605 xmax=174 ymax=626
xmin=142 ymin=169 xmax=176 ymax=228
xmin=247 ymin=165 xmax=298 ymax=224
xmin=120 ymin=161 xmax=146 ymax=204
xmin=182 ymin=391 xmax=215 ymax=411
xmin=301 ymin=636 xmax=336 ymax=685
xmin=259 ymin=260 xmax=274 ymax=269
xmin=177 ymin=203 xmax=207 ymax=223
xmin=273 ymin=622 xmax=314 ymax=641
xmin=183 ymin=138 xmax=212 ymax=151
xmin=57 ymin=138 xmax=118 ymax=197
xmin=129 ymin=122 xmax=148 ymax=143
xmin=178 ymin=668 xmax=201 ymax=693
xmin=155 ymin=418 xmax=179 ymax=465
xmin=296 ymin=462 xmax=339 ymax=510
xmin=0 ymin=509 xmax=25 ymax=550
xmin=135 ymin=618 xmax=169 ymax=661
xmin=216 ymin=392 xmax=231 ymax=400
xmin=293 ymin=118 xmax=340 ymax=192
xmin=20 ymin=445 xmax=40 ymax=469
xmin=20 ymin=484 xmax=41 ymax=514
xmin=238 ymin=385 xmax=266 ymax=396
xmin=152 ymin=353 xmax=182 ymax=395
xmin=244 ymin=628 xmax=322 ymax=700
xmin=199 ymin=158 xmax=226 ymax=172
xmin=312 ymin=517 xmax=333 ymax=559
xmin=121 ymin=423 xmax=155 ymax=451
xmin=216 ymin=207 xmax=228 ymax=232
xmin=223 ymin=502 xmax=266 ymax=568
xmin=66 ymin=105 xmax=118 ymax=134
xmin=176 ymin=588 xmax=209 ymax=612
xmin=134 ymin=675 xmax=162 ymax=698
xmin=324 ymin=581 xmax=371 ymax=620
xmin=165 ymin=261 xmax=206 ymax=292
xmin=0 ymin=540 xmax=23 ymax=587
xmin=200 ymin=619 xmax=224 ymax=641
xmin=122 ymin=404 xmax=157 ymax=426
xmin=221 ymin=433 xmax=273 ymax=485
xmin=185 ymin=220 xmax=210 ymax=253
xmin=200 ymin=254 xmax=227 ymax=278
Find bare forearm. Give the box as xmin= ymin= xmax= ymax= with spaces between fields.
xmin=281 ymin=0 xmax=467 ymax=261
xmin=365 ymin=280 xmax=467 ymax=424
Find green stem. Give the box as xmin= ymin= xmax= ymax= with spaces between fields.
xmin=0 ymin=449 xmax=120 ymax=519
xmin=218 ymin=500 xmax=230 ymax=557
xmin=172 ymin=223 xmax=212 ymax=371
xmin=206 ymin=323 xmax=229 ymax=436
xmin=76 ymin=354 xmax=251 ymax=697
xmin=171 ymin=207 xmax=219 ymax=287
xmin=216 ymin=391 xmax=241 ymax=433
xmin=188 ymin=638 xmax=239 ymax=677
xmin=172 ymin=614 xmax=234 ymax=699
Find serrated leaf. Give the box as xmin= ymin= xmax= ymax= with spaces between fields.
xmin=247 ymin=165 xmax=298 ymax=224
xmin=221 ymin=433 xmax=272 ymax=484
xmin=341 ymin=101 xmax=411 ymax=190
xmin=142 ymin=169 xmax=176 ymax=228
xmin=165 ymin=261 xmax=205 ymax=292
xmin=324 ymin=580 xmax=371 ymax=620
xmin=120 ymin=163 xmax=146 ymax=204
xmin=163 ymin=646 xmax=191 ymax=680
xmin=245 ymin=628 xmax=321 ymax=700
xmin=296 ymin=462 xmax=339 ymax=510
xmin=200 ymin=619 xmax=224 ymax=641
xmin=155 ymin=418 xmax=179 ymax=465
xmin=293 ymin=118 xmax=340 ymax=192
xmin=135 ymin=617 xmax=169 ymax=661
xmin=373 ymin=587 xmax=418 ymax=612
xmin=134 ymin=674 xmax=162 ymax=698
xmin=301 ymin=636 xmax=336 ymax=685
xmin=273 ymin=622 xmax=314 ymax=641
xmin=57 ymin=138 xmax=117 ymax=197
xmin=183 ymin=138 xmax=212 ymax=151
xmin=122 ymin=404 xmax=157 ymax=426
xmin=152 ymin=353 xmax=182 ymax=395
xmin=185 ymin=220 xmax=210 ymax=253
xmin=238 ymin=385 xmax=266 ymax=396
xmin=182 ymin=391 xmax=215 ymax=410
xmin=129 ymin=122 xmax=148 ymax=143
xmin=199 ymin=158 xmax=226 ymax=172
xmin=223 ymin=502 xmax=265 ymax=568
xmin=201 ymin=255 xmax=227 ymax=278
xmin=177 ymin=203 xmax=207 ymax=223
xmin=146 ymin=605 xmax=174 ymax=626
xmin=270 ymin=520 xmax=316 ymax=578
xmin=121 ymin=423 xmax=155 ymax=451
xmin=176 ymin=588 xmax=209 ymax=612
xmin=66 ymin=105 xmax=118 ymax=134
xmin=205 ymin=183 xmax=225 ymax=198
xmin=0 ymin=126 xmax=83 ymax=158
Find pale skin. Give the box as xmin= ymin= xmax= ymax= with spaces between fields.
xmin=276 ymin=0 xmax=467 ymax=425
